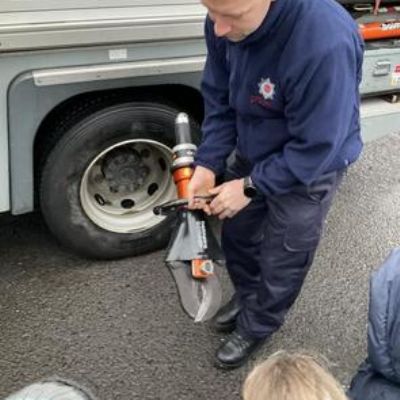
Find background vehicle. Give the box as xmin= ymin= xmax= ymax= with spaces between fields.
xmin=0 ymin=0 xmax=399 ymax=258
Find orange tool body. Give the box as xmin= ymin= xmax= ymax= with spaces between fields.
xmin=171 ymin=114 xmax=215 ymax=279
xmin=172 ymin=165 xmax=193 ymax=199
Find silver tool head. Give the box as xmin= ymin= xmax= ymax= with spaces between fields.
xmin=167 ymin=261 xmax=222 ymax=322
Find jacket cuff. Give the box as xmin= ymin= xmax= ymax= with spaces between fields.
xmin=193 ymin=159 xmax=223 ymax=177
xmin=250 ymin=170 xmax=273 ymax=197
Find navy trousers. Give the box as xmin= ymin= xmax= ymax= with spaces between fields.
xmin=222 ymin=154 xmax=344 ymax=338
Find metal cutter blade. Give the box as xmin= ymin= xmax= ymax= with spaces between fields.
xmin=167 ymin=261 xmax=222 ymax=322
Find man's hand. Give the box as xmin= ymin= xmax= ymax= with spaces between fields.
xmin=209 ymin=179 xmax=251 ymax=220
xmin=187 ymin=166 xmax=216 ymax=215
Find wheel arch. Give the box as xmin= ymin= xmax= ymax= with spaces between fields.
xmin=8 ymin=68 xmax=204 ymax=215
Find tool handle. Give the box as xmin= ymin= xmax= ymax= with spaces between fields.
xmin=153 ymin=196 xmax=214 ymax=216
xmin=153 ymin=199 xmax=187 ymax=215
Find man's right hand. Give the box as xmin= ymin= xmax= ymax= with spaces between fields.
xmin=187 ymin=165 xmax=216 ymax=215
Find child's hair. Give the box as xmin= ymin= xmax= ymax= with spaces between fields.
xmin=243 ymin=351 xmax=348 ymax=400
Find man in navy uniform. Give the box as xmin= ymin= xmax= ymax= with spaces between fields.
xmin=188 ymin=0 xmax=364 ymax=369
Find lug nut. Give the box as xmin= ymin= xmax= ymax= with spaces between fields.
xmin=94 ymin=194 xmax=107 ymax=206
xmin=121 ymin=199 xmax=135 ymax=209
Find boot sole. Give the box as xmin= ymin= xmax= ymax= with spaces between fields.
xmin=214 ymin=357 xmax=248 ymax=370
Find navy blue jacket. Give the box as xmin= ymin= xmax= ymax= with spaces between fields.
xmin=348 ymin=248 xmax=400 ymax=400
xmin=195 ymin=0 xmax=364 ymax=195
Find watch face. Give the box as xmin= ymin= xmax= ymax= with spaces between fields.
xmin=244 ymin=186 xmax=257 ymax=198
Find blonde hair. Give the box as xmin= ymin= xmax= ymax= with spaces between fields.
xmin=243 ymin=351 xmax=348 ymax=400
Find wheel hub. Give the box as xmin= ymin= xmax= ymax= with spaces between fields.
xmin=102 ymin=148 xmax=150 ymax=194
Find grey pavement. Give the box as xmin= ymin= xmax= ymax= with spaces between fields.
xmin=1 ymin=132 xmax=400 ymax=399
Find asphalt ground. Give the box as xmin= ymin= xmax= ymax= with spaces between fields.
xmin=1 ymin=132 xmax=400 ymax=399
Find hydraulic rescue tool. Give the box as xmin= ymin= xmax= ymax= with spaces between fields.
xmin=153 ymin=113 xmax=223 ymax=323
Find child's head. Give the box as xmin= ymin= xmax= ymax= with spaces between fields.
xmin=243 ymin=351 xmax=348 ymax=400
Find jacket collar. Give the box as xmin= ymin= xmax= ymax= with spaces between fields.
xmin=236 ymin=0 xmax=290 ymax=47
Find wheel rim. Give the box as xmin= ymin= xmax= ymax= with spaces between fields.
xmin=80 ymin=139 xmax=175 ymax=233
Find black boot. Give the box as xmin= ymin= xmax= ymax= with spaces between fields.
xmin=212 ymin=296 xmax=242 ymax=333
xmin=215 ymin=330 xmax=266 ymax=369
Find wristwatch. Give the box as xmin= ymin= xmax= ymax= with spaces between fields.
xmin=243 ymin=176 xmax=258 ymax=198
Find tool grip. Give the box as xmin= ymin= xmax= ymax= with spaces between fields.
xmin=153 ymin=199 xmax=188 ymax=215
xmin=153 ymin=196 xmax=214 ymax=216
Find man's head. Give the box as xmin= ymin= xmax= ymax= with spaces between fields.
xmin=201 ymin=0 xmax=273 ymax=42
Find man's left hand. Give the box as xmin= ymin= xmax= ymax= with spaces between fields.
xmin=208 ymin=179 xmax=251 ymax=220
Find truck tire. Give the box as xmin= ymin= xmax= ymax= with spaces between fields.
xmin=40 ymin=102 xmax=200 ymax=259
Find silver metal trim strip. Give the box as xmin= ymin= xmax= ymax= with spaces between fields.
xmin=33 ymin=56 xmax=206 ymax=86
xmin=0 ymin=21 xmax=205 ymax=52
xmin=0 ymin=15 xmax=204 ymax=33
xmin=0 ymin=0 xmax=200 ymax=12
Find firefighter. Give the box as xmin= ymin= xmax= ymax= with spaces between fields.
xmin=188 ymin=0 xmax=364 ymax=369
